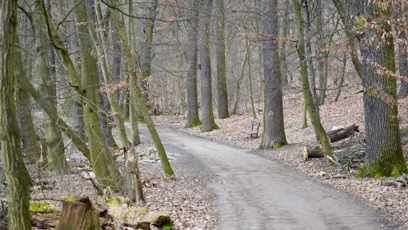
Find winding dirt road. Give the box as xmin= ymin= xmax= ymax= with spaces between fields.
xmin=155 ymin=126 xmax=387 ymax=229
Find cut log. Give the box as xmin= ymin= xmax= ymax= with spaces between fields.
xmin=328 ymin=124 xmax=359 ymax=143
xmin=55 ymin=197 xmax=101 ymax=230
xmin=303 ymin=145 xmax=324 ymax=161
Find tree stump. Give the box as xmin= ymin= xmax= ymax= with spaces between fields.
xmin=125 ymin=147 xmax=145 ymax=205
xmin=55 ymin=197 xmax=100 ymax=230
xmin=328 ymin=124 xmax=359 ymax=143
xmin=303 ymin=145 xmax=324 ymax=160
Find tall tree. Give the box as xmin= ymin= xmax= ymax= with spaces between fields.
xmin=0 ymin=0 xmax=32 ymax=228
xmin=105 ymin=0 xmax=175 ymax=179
xmin=293 ymin=0 xmax=334 ymax=159
xmin=34 ymin=0 xmax=69 ymax=175
xmin=199 ymin=0 xmax=219 ymax=132
xmin=40 ymin=0 xmax=125 ymax=191
xmin=356 ymin=0 xmax=407 ymax=177
xmin=140 ymin=0 xmax=159 ymax=103
xmin=259 ymin=0 xmax=287 ymax=149
xmin=185 ymin=0 xmax=201 ymax=128
xmin=214 ymin=0 xmax=230 ymax=119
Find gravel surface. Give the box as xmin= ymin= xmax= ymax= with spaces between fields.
xmin=154 ymin=90 xmax=408 ymax=229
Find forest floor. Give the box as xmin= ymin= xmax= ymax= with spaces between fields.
xmin=0 ymin=89 xmax=408 ymax=229
xmin=152 ymin=88 xmax=408 ymax=229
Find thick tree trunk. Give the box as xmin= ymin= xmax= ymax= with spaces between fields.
xmin=0 ymin=1 xmax=32 ymax=229
xmin=357 ymin=1 xmax=407 ymax=177
xmin=185 ymin=0 xmax=201 ymax=128
xmin=214 ymin=0 xmax=230 ymax=119
xmin=259 ymin=0 xmax=287 ymax=149
xmin=293 ymin=0 xmax=334 ymax=159
xmin=199 ymin=0 xmax=219 ymax=132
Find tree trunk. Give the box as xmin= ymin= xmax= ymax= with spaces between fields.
xmin=107 ymin=0 xmax=175 ymax=179
xmin=35 ymin=1 xmax=69 ymax=175
xmin=245 ymin=35 xmax=257 ymax=120
xmin=334 ymin=53 xmax=347 ymax=102
xmin=331 ymin=0 xmax=362 ymax=78
xmin=40 ymin=0 xmax=125 ymax=191
xmin=327 ymin=124 xmax=359 ymax=143
xmin=357 ymin=1 xmax=407 ymax=177
xmin=185 ymin=0 xmax=201 ymax=128
xmin=293 ymin=0 xmax=334 ymax=159
xmin=16 ymin=53 xmax=42 ymax=163
xmin=232 ymin=52 xmax=247 ymax=115
xmin=0 ymin=1 xmax=32 ymax=229
xmin=199 ymin=0 xmax=219 ymax=132
xmin=125 ymin=147 xmax=145 ymax=205
xmin=214 ymin=0 xmax=230 ymax=119
xmin=301 ymin=0 xmax=318 ymax=112
xmin=259 ymin=0 xmax=287 ymax=149
xmin=279 ymin=0 xmax=290 ymax=87
xmin=127 ymin=0 xmax=141 ymax=146
xmin=140 ymin=0 xmax=159 ymax=104
xmin=397 ymin=21 xmax=408 ymax=98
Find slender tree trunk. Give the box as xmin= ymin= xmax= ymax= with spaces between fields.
xmin=199 ymin=0 xmax=219 ymax=132
xmin=301 ymin=0 xmax=318 ymax=112
xmin=0 ymin=1 xmax=32 ymax=228
xmin=232 ymin=51 xmax=247 ymax=115
xmin=185 ymin=0 xmax=201 ymax=128
xmin=35 ymin=1 xmax=69 ymax=175
xmin=334 ymin=53 xmax=347 ymax=102
xmin=332 ymin=0 xmax=362 ymax=78
xmin=293 ymin=0 xmax=334 ymax=159
xmin=140 ymin=0 xmax=159 ymax=104
xmin=245 ymin=35 xmax=257 ymax=120
xmin=107 ymin=0 xmax=175 ymax=179
xmin=91 ymin=0 xmax=130 ymax=148
xmin=315 ymin=0 xmax=327 ymax=105
xmin=16 ymin=60 xmax=42 ymax=163
xmin=259 ymin=0 xmax=287 ymax=149
xmin=279 ymin=0 xmax=290 ymax=87
xmin=214 ymin=0 xmax=229 ymax=119
xmin=397 ymin=21 xmax=408 ymax=98
xmin=41 ymin=0 xmax=125 ymax=190
xmin=357 ymin=1 xmax=407 ymax=177
xmin=67 ymin=0 xmax=86 ymax=142
xmin=127 ymin=0 xmax=141 ymax=146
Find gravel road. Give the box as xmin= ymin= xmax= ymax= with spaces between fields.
xmin=156 ymin=126 xmax=388 ymax=230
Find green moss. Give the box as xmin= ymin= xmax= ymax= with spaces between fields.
xmin=185 ymin=119 xmax=201 ymax=128
xmin=64 ymin=196 xmax=75 ymax=202
xmin=273 ymin=141 xmax=287 ymax=149
xmin=30 ymin=202 xmax=60 ymax=213
xmin=105 ymin=196 xmax=126 ymax=205
xmin=357 ymin=161 xmax=408 ymax=178
xmin=162 ymin=220 xmax=173 ymax=230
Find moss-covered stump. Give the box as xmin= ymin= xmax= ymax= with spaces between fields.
xmin=55 ymin=197 xmax=101 ymax=230
xmin=30 ymin=201 xmax=61 ymax=229
xmin=106 ymin=198 xmax=172 ymax=229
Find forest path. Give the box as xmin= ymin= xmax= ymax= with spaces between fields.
xmin=151 ymin=126 xmax=386 ymax=230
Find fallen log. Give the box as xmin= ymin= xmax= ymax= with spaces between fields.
xmin=328 ymin=124 xmax=359 ymax=143
xmin=303 ymin=145 xmax=324 ymax=161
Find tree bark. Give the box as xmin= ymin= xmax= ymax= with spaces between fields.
xmin=199 ymin=0 xmax=219 ymax=132
xmin=0 ymin=1 xmax=32 ymax=228
xmin=357 ymin=1 xmax=407 ymax=177
xmin=327 ymin=124 xmax=359 ymax=143
xmin=34 ymin=1 xmax=69 ymax=175
xmin=214 ymin=0 xmax=230 ymax=119
xmin=107 ymin=0 xmax=175 ymax=179
xmin=293 ymin=0 xmax=334 ymax=159
xmin=56 ymin=197 xmax=101 ymax=230
xmin=185 ymin=0 xmax=201 ymax=128
xmin=40 ymin=0 xmax=125 ymax=191
xmin=259 ymin=0 xmax=287 ymax=149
